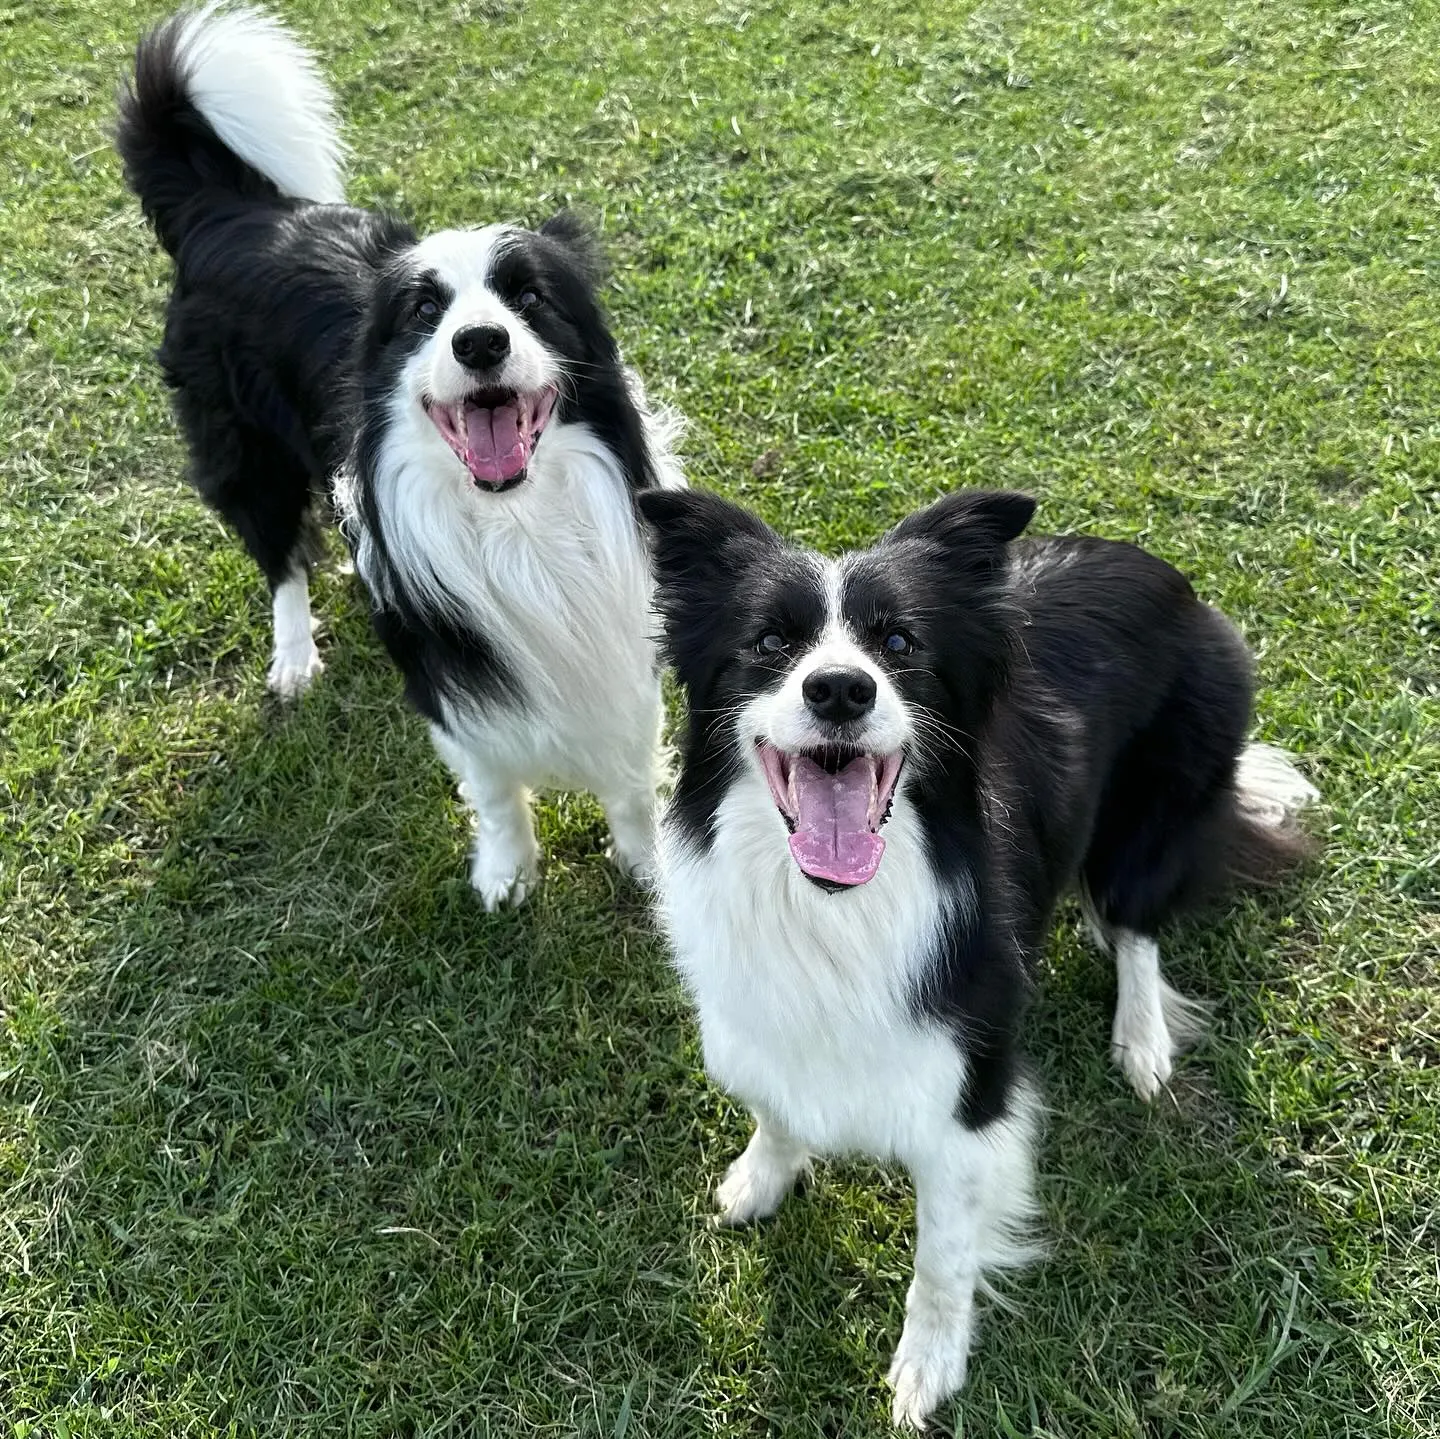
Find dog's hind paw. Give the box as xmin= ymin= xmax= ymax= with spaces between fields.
xmin=469 ymin=850 xmax=540 ymax=912
xmin=1111 ymin=1027 xmax=1173 ymax=1101
xmin=1112 ymin=977 xmax=1210 ymax=1101
xmin=266 ymin=642 xmax=324 ymax=699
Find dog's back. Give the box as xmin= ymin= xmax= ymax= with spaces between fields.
xmin=1000 ymin=534 xmax=1309 ymax=911
xmin=987 ymin=532 xmax=1315 ymax=1096
xmin=117 ymin=4 xmax=411 ymax=693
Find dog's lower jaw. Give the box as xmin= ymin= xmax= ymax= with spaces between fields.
xmin=887 ymin=1278 xmax=975 ymax=1430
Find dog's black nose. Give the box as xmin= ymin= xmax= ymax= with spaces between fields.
xmin=452 ymin=323 xmax=510 ymax=368
xmin=802 ymin=667 xmax=877 ymax=723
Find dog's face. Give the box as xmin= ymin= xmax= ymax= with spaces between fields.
xmin=365 ymin=216 xmax=610 ymax=493
xmin=642 ymin=488 xmax=1035 ymax=888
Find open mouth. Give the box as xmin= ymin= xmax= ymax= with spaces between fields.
xmin=756 ymin=741 xmax=904 ymax=890
xmin=424 ymin=385 xmax=558 ymax=490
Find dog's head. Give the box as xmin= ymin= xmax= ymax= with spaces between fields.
xmin=641 ymin=487 xmax=1034 ymax=888
xmin=363 ymin=215 xmax=613 ymax=493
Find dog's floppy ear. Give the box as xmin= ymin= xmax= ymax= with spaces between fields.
xmin=539 ymin=211 xmax=606 ymax=285
xmin=887 ymin=489 xmax=1036 ymax=553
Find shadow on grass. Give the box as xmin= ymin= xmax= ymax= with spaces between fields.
xmin=7 ymin=606 xmax=714 ymax=1436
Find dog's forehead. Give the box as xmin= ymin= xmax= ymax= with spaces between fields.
xmin=745 ymin=548 xmax=829 ymax=629
xmin=839 ymin=550 xmax=912 ymax=623
xmin=404 ymin=224 xmax=518 ymax=288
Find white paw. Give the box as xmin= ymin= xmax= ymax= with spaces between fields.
xmin=714 ymin=1148 xmax=798 ymax=1227
xmin=469 ymin=848 xmax=540 ymax=912
xmin=266 ymin=643 xmax=324 ymax=699
xmin=888 ymin=1291 xmax=973 ymax=1430
xmin=1111 ymin=1010 xmax=1173 ymax=1101
xmin=1112 ymin=979 xmax=1209 ymax=1100
xmin=605 ymin=838 xmax=654 ymax=888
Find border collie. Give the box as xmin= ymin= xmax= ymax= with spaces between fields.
xmin=640 ymin=486 xmax=1317 ymax=1428
xmin=117 ymin=4 xmax=683 ymax=903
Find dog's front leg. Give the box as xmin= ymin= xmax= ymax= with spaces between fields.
xmin=596 ymin=680 xmax=667 ymax=883
xmin=464 ymin=775 xmax=540 ymax=911
xmin=713 ymin=1113 xmax=810 ymax=1226
xmin=431 ymin=727 xmax=540 ymax=909
xmin=598 ymin=783 xmax=658 ymax=885
xmin=888 ymin=1130 xmax=984 ymax=1430
xmin=889 ymin=1098 xmax=1038 ymax=1431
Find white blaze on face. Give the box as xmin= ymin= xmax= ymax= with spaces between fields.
xmin=400 ymin=226 xmax=562 ymax=487
xmin=741 ymin=558 xmax=913 ymax=887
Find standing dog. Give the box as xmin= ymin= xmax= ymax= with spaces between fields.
xmin=118 ymin=4 xmax=682 ymax=902
xmin=641 ymin=486 xmax=1316 ymax=1427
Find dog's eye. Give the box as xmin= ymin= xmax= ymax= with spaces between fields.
xmin=755 ymin=632 xmax=788 ymax=655
xmin=882 ymin=631 xmax=914 ymax=655
xmin=415 ymin=296 xmax=441 ymax=321
xmin=517 ymin=289 xmax=543 ymax=312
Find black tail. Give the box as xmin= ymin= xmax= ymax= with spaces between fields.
xmin=116 ymin=5 xmax=344 ymax=257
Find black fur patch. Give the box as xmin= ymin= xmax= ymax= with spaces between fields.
xmin=120 ymin=16 xmax=414 ymax=587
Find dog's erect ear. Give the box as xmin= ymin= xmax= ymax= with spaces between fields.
xmin=883 ymin=490 xmax=1032 ymax=719
xmin=639 ymin=488 xmax=782 ymax=685
xmin=539 ymin=211 xmax=606 ymax=284
xmin=886 ymin=489 xmax=1036 ymax=555
xmin=639 ymin=487 xmax=780 ymax=597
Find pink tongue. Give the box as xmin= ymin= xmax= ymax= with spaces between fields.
xmin=787 ymin=755 xmax=884 ymax=886
xmin=463 ymin=403 xmax=527 ymax=484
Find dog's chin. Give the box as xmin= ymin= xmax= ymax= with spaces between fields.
xmin=423 ymin=384 xmax=558 ymax=492
xmin=482 ymin=472 xmax=529 ymax=494
xmin=755 ymin=740 xmax=904 ymax=890
xmin=803 ymin=873 xmax=855 ymax=895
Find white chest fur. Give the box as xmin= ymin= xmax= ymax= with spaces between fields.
xmin=431 ymin=424 xmax=660 ymax=779
xmin=348 ymin=408 xmax=673 ymax=791
xmin=656 ymin=782 xmax=971 ymax=1162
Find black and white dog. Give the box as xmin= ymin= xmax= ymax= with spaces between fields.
xmin=118 ymin=4 xmax=682 ymax=903
xmin=640 ymin=486 xmax=1316 ymax=1427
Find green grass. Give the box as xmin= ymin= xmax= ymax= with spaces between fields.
xmin=3 ymin=0 xmax=1438 ymax=1433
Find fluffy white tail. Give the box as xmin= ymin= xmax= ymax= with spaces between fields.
xmin=1235 ymin=742 xmax=1320 ymax=830
xmin=173 ymin=1 xmax=345 ymax=203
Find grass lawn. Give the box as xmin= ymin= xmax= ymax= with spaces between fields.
xmin=3 ymin=0 xmax=1438 ymax=1433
